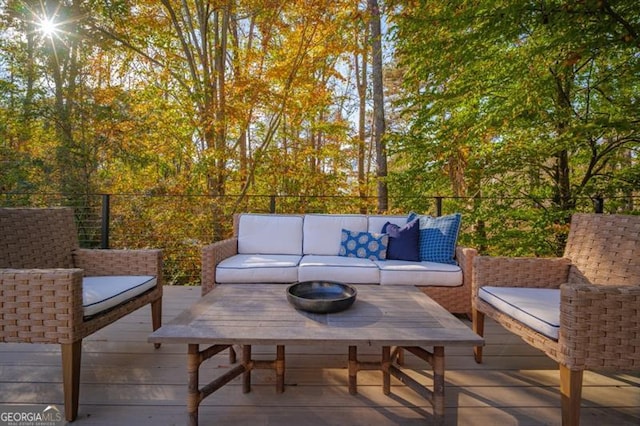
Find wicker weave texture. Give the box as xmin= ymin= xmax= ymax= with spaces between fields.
xmin=564 ymin=213 xmax=640 ymax=285
xmin=201 ymin=237 xmax=238 ymax=295
xmin=0 ymin=269 xmax=84 ymax=343
xmin=473 ymin=257 xmax=572 ymax=289
xmin=420 ymin=245 xmax=476 ymax=314
xmin=74 ymin=248 xmax=163 ymax=276
xmin=560 ymin=282 xmax=640 ymax=370
xmin=0 ymin=207 xmax=78 ymax=269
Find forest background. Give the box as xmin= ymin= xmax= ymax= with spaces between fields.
xmin=1 ymin=0 xmax=639 ymax=285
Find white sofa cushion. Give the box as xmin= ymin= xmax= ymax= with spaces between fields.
xmin=303 ymin=215 xmax=368 ymax=255
xmin=83 ymin=275 xmax=157 ymax=318
xmin=375 ymin=260 xmax=462 ymax=287
xmin=367 ymin=215 xmax=407 ymax=234
xmin=478 ymin=286 xmax=560 ymax=340
xmin=216 ymin=254 xmax=301 ymax=283
xmin=238 ymin=214 xmax=303 ymax=255
xmin=298 ymin=255 xmax=379 ymax=284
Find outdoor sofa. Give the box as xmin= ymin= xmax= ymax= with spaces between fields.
xmin=202 ymin=212 xmax=476 ymax=314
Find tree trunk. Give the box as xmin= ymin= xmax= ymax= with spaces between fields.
xmin=552 ymin=71 xmax=575 ymax=213
xmin=355 ymin=19 xmax=369 ymax=214
xmin=368 ymin=0 xmax=387 ymax=213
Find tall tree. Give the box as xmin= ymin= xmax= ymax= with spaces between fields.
xmin=391 ymin=1 xmax=639 ymax=210
xmin=353 ymin=2 xmax=370 ymax=213
xmin=390 ymin=0 xmax=639 ymax=253
xmin=368 ymin=0 xmax=388 ymax=212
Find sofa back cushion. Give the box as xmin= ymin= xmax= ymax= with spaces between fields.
xmin=303 ymin=214 xmax=367 ymax=255
xmin=238 ymin=214 xmax=303 ymax=255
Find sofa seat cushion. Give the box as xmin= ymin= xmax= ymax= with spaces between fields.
xmin=238 ymin=214 xmax=303 ymax=255
xmin=83 ymin=275 xmax=157 ymax=318
xmin=478 ymin=286 xmax=560 ymax=340
xmin=216 ymin=254 xmax=301 ymax=283
xmin=298 ymin=255 xmax=379 ymax=284
xmin=375 ymin=260 xmax=462 ymax=287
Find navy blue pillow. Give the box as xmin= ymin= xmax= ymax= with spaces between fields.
xmin=381 ymin=219 xmax=420 ymax=261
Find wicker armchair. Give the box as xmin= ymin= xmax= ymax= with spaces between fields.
xmin=472 ymin=213 xmax=640 ymax=426
xmin=0 ymin=207 xmax=163 ymax=422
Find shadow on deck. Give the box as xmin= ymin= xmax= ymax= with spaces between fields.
xmin=0 ymin=286 xmax=638 ymax=425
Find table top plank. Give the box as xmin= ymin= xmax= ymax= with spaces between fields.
xmin=149 ymin=284 xmax=484 ymax=347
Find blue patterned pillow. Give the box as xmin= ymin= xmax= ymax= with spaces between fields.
xmin=339 ymin=229 xmax=388 ymax=260
xmin=417 ymin=213 xmax=461 ymax=264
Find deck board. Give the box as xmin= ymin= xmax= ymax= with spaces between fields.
xmin=0 ymin=285 xmax=638 ymax=425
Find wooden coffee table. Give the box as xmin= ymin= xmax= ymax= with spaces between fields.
xmin=148 ymin=284 xmax=484 ymax=425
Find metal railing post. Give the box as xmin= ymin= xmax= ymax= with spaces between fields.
xmin=270 ymin=195 xmax=276 ymax=213
xmin=594 ymin=195 xmax=604 ymax=214
xmin=101 ymin=194 xmax=110 ymax=249
xmin=435 ymin=197 xmax=443 ymax=217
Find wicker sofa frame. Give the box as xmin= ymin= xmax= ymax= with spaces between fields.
xmin=472 ymin=213 xmax=640 ymax=426
xmin=202 ymin=213 xmax=477 ymax=315
xmin=0 ymin=207 xmax=163 ymax=422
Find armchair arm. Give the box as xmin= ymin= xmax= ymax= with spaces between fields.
xmin=201 ymin=237 xmax=238 ymax=295
xmin=73 ymin=249 xmax=163 ymax=281
xmin=473 ymin=256 xmax=571 ymax=292
xmin=456 ymin=246 xmax=477 ymax=284
xmin=0 ymin=268 xmax=85 ymax=344
xmin=560 ymin=282 xmax=640 ymax=370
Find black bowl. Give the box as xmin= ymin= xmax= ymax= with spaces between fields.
xmin=286 ymin=281 xmax=357 ymax=314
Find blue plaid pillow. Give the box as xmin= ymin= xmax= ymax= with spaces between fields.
xmin=339 ymin=229 xmax=388 ymax=260
xmin=417 ymin=213 xmax=461 ymax=264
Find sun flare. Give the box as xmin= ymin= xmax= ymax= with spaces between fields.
xmin=38 ymin=16 xmax=59 ymax=37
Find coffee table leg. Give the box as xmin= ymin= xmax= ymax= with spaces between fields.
xmin=187 ymin=344 xmax=200 ymax=426
xmin=276 ymin=345 xmax=285 ymax=393
xmin=242 ymin=345 xmax=251 ymax=393
xmin=433 ymin=346 xmax=445 ymax=425
xmin=382 ymin=346 xmax=391 ymax=395
xmin=348 ymin=346 xmax=357 ymax=395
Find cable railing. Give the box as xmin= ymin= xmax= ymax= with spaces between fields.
xmin=1 ymin=192 xmax=637 ymax=286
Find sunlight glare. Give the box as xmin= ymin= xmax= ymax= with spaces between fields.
xmin=38 ymin=16 xmax=58 ymax=38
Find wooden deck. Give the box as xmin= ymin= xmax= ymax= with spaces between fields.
xmin=1 ymin=286 xmax=638 ymax=425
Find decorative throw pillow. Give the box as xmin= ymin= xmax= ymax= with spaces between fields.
xmin=417 ymin=213 xmax=462 ymax=264
xmin=381 ymin=219 xmax=420 ymax=261
xmin=407 ymin=211 xmax=419 ymax=223
xmin=339 ymin=229 xmax=388 ymax=261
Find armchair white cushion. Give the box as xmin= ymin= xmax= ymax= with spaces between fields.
xmin=478 ymin=286 xmax=560 ymax=339
xmin=83 ymin=275 xmax=157 ymax=317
